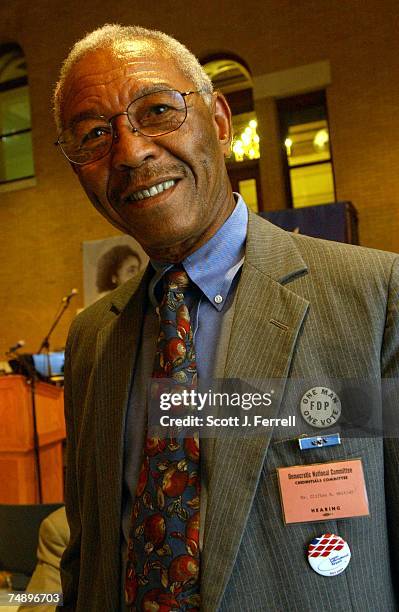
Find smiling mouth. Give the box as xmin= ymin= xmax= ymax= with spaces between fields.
xmin=125 ymin=179 xmax=177 ymax=203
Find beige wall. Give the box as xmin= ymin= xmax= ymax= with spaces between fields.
xmin=0 ymin=0 xmax=398 ymax=354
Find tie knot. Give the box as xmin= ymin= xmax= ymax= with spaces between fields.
xmin=164 ymin=267 xmax=190 ymax=291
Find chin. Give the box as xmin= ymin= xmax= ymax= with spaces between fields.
xmin=143 ymin=229 xmax=202 ymax=260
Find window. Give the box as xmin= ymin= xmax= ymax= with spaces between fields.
xmin=277 ymin=91 xmax=335 ymax=208
xmin=0 ymin=43 xmax=34 ymax=185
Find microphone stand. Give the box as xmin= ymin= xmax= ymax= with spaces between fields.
xmin=19 ymin=290 xmax=76 ymax=503
xmin=15 ymin=354 xmax=43 ymax=503
xmin=37 ymin=293 xmax=77 ymax=378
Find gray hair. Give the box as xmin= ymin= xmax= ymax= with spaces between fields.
xmin=53 ymin=23 xmax=213 ymax=131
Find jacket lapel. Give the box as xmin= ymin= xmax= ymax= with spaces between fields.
xmin=93 ymin=269 xmax=151 ymax=609
xmin=201 ymin=213 xmax=310 ymax=610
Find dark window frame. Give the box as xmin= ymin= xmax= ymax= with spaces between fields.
xmin=276 ymin=90 xmax=336 ymax=208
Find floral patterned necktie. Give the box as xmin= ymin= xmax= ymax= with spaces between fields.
xmin=126 ymin=268 xmax=201 ymax=611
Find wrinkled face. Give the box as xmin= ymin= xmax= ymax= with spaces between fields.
xmin=61 ymin=41 xmax=234 ymax=260
xmin=112 ymin=255 xmax=141 ymax=286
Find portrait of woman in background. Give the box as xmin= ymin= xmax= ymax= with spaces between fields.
xmin=96 ymin=245 xmax=142 ymax=298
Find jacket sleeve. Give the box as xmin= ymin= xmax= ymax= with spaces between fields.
xmin=381 ymin=257 xmax=399 ymax=378
xmin=58 ymin=322 xmax=82 ymax=611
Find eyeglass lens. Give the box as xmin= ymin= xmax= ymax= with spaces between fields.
xmin=59 ymin=90 xmax=188 ymax=165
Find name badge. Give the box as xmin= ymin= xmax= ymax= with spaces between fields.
xmin=277 ymin=458 xmax=369 ymax=524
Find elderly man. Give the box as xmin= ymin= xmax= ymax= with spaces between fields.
xmin=54 ymin=24 xmax=399 ymax=611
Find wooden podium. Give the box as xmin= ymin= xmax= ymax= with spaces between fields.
xmin=0 ymin=375 xmax=65 ymax=503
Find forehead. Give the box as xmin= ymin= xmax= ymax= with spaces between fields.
xmin=61 ymin=41 xmax=195 ymax=125
xmin=123 ymin=255 xmax=140 ymax=264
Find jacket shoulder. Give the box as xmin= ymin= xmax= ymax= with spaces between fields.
xmin=287 ymin=230 xmax=399 ymax=289
xmin=290 ymin=229 xmax=398 ymax=266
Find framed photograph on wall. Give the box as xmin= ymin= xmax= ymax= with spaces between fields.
xmin=82 ymin=235 xmax=148 ymax=307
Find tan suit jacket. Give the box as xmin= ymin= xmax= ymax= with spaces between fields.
xmin=60 ymin=212 xmax=399 ymax=611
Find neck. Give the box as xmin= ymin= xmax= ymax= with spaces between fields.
xmin=146 ymin=190 xmax=236 ymax=263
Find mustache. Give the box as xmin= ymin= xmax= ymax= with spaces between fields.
xmin=107 ymin=162 xmax=188 ymax=203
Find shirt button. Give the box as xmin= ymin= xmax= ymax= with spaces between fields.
xmin=214 ymin=294 xmax=223 ymax=304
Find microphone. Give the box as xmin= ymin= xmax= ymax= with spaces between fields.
xmin=8 ymin=339 xmax=25 ymax=353
xmin=62 ymin=288 xmax=78 ymax=303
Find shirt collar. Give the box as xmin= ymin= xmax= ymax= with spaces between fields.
xmin=149 ymin=194 xmax=248 ymax=310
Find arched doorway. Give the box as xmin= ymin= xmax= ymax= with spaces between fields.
xmin=202 ymin=54 xmax=262 ymax=212
xmin=0 ymin=42 xmax=35 ymax=186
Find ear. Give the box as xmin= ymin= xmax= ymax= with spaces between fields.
xmin=211 ymin=92 xmax=233 ymax=157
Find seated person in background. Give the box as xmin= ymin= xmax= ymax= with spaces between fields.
xmin=18 ymin=507 xmax=69 ymax=612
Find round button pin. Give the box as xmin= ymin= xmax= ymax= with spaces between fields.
xmin=300 ymin=386 xmax=341 ymax=428
xmin=307 ymin=533 xmax=351 ymax=577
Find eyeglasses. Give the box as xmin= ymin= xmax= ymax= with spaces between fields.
xmin=55 ymin=89 xmax=203 ymax=166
